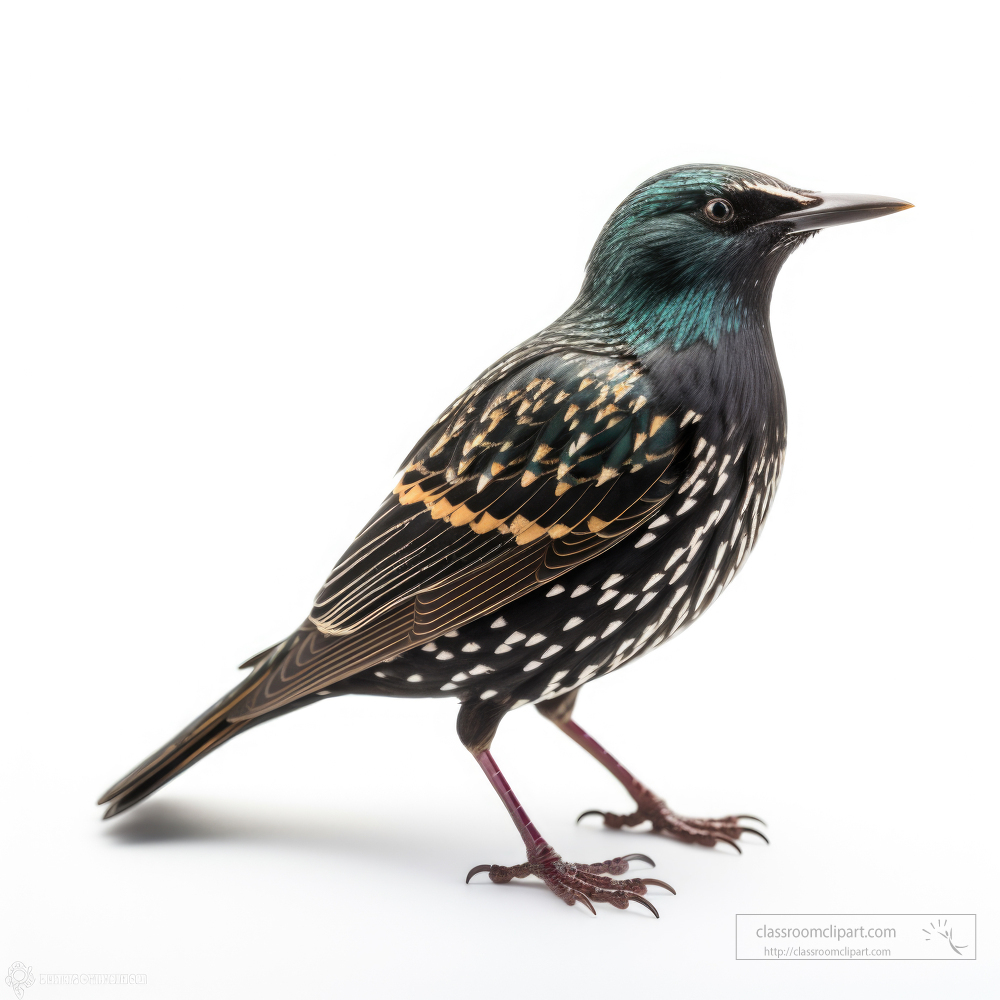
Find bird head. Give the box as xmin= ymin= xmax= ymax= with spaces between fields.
xmin=579 ymin=163 xmax=911 ymax=352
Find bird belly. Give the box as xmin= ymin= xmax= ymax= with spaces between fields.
xmin=343 ymin=435 xmax=785 ymax=711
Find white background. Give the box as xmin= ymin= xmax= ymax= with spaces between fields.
xmin=1 ymin=1 xmax=996 ymax=997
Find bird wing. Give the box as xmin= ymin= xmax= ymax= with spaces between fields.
xmin=227 ymin=345 xmax=693 ymax=721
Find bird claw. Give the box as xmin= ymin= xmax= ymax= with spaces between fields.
xmin=465 ymin=845 xmax=672 ymax=916
xmin=578 ymin=796 xmax=768 ymax=850
xmin=465 ymin=864 xmax=493 ymax=884
xmin=640 ymin=877 xmax=676 ymax=894
xmin=620 ymin=852 xmax=656 ymax=867
xmin=626 ymin=892 xmax=659 ymax=918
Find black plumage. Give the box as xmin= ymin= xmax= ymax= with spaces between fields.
xmin=100 ymin=164 xmax=910 ymax=916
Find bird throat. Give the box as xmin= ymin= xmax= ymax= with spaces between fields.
xmin=569 ymin=232 xmax=806 ymax=357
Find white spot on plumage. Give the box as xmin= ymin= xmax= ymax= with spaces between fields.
xmin=374 ymin=671 xmax=386 ymax=678
xmin=510 ymin=699 xmax=530 ymax=710
xmin=637 ymin=592 xmax=657 ymax=609
xmin=678 ymin=497 xmax=697 ymax=515
xmin=444 ymin=630 xmax=460 ymax=638
xmin=494 ymin=644 xmax=512 ymax=653
xmin=669 ymin=561 xmax=690 ymax=584
xmin=462 ymin=642 xmax=480 ymax=652
xmin=597 ymin=590 xmax=619 ymax=605
xmin=696 ymin=570 xmax=718 ymax=608
xmin=650 ymin=514 xmax=670 ymax=529
xmin=505 ymin=632 xmax=526 ymax=644
xmin=602 ymin=574 xmax=625 ymax=589
xmin=421 ymin=642 xmax=437 ymax=652
xmin=541 ymin=645 xmax=562 ymax=658
xmin=694 ymin=437 xmax=707 ymax=456
xmin=436 ymin=651 xmax=454 ymax=660
xmin=407 ymin=674 xmax=423 ymax=682
xmin=563 ymin=617 xmax=584 ymax=630
xmin=737 ymin=533 xmax=749 ymax=565
xmin=525 ymin=633 xmax=545 ymax=646
xmin=644 ymin=573 xmax=663 ymax=590
xmin=614 ymin=593 xmax=636 ymax=609
xmin=480 ymin=689 xmax=498 ymax=700
xmin=546 ymin=585 xmax=565 ymax=597
xmin=689 ymin=479 xmax=706 ymax=496
xmin=602 ymin=621 xmax=623 ymax=637
xmin=537 ymin=670 xmax=570 ymax=701
xmin=679 ymin=461 xmax=707 ymax=493
xmin=440 ymin=682 xmax=458 ymax=691
xmin=470 ymin=665 xmax=494 ymax=675
xmin=669 ymin=599 xmax=692 ymax=635
xmin=523 ymin=660 xmax=543 ymax=671
xmin=576 ymin=635 xmax=596 ymax=650
xmin=664 ymin=548 xmax=685 ymax=570
xmin=635 ymin=532 xmax=656 ymax=547
xmin=451 ymin=671 xmax=469 ymax=682
xmin=618 ymin=638 xmax=634 ymax=654
xmin=491 ymin=617 xmax=507 ymax=628
xmin=680 ymin=410 xmax=697 ymax=427
xmin=571 ymin=585 xmax=591 ymax=598
xmin=317 ymin=691 xmax=331 ymax=696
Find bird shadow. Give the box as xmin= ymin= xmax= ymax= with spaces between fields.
xmin=101 ymin=797 xmax=484 ymax=875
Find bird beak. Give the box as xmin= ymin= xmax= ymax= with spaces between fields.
xmin=762 ymin=193 xmax=914 ymax=232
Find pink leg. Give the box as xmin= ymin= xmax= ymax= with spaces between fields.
xmin=465 ymin=748 xmax=673 ymax=915
xmin=472 ymin=749 xmax=547 ymax=853
xmin=539 ymin=697 xmax=767 ymax=851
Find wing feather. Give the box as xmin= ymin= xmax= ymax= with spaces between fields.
xmin=227 ymin=347 xmax=692 ymax=721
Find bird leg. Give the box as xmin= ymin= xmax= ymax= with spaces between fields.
xmin=537 ymin=692 xmax=767 ymax=852
xmin=465 ymin=747 xmax=673 ymax=915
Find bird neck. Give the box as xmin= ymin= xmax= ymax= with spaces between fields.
xmin=558 ymin=274 xmax=773 ymax=359
xmin=561 ymin=232 xmax=806 ymax=358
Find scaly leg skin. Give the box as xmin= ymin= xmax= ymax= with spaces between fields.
xmin=537 ymin=693 xmax=768 ymax=853
xmin=465 ymin=749 xmax=674 ymax=916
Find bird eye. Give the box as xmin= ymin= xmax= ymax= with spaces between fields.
xmin=704 ymin=198 xmax=734 ymax=223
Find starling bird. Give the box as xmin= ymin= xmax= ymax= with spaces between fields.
xmin=99 ymin=165 xmax=911 ymax=917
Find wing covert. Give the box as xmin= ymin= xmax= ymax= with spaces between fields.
xmin=227 ymin=348 xmax=692 ymax=721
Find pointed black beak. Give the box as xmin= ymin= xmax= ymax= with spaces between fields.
xmin=762 ymin=193 xmax=914 ymax=232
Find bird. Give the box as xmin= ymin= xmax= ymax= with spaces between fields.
xmin=99 ymin=164 xmax=911 ymax=917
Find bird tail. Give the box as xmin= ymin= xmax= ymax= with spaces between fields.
xmin=97 ymin=641 xmax=288 ymax=819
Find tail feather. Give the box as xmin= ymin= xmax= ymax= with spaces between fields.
xmin=98 ymin=658 xmax=282 ymax=819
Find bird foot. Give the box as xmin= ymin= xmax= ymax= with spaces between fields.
xmin=578 ymin=795 xmax=768 ymax=853
xmin=466 ymin=845 xmax=674 ymax=916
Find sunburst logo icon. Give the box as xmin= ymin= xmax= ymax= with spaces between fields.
xmin=922 ymin=918 xmax=968 ymax=956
